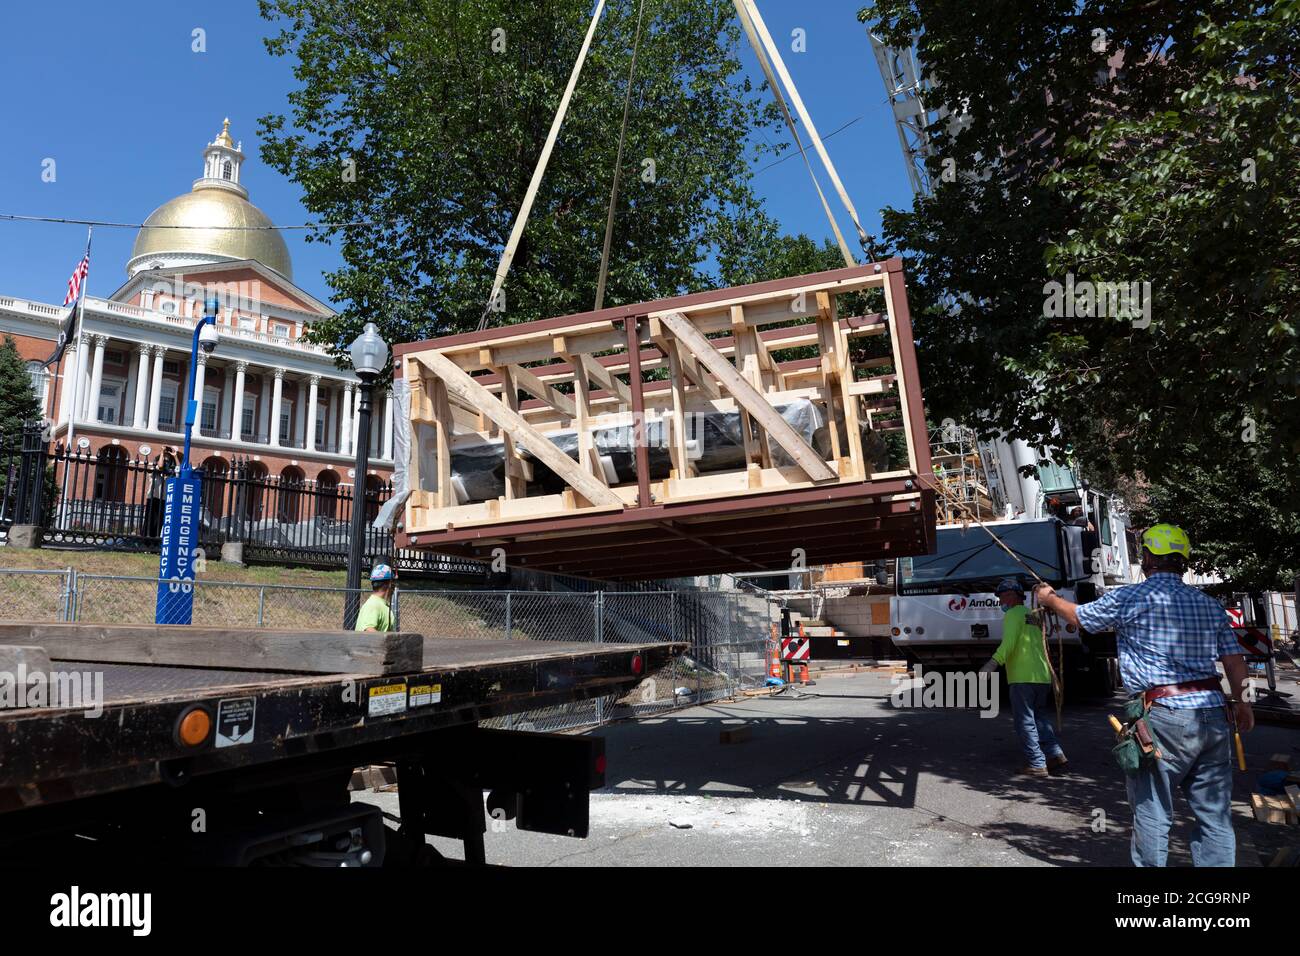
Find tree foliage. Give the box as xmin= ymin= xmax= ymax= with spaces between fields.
xmin=258 ymin=0 xmax=818 ymax=358
xmin=0 ymin=336 xmax=41 ymax=440
xmin=862 ymin=0 xmax=1299 ymax=587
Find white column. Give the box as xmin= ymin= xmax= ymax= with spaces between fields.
xmin=382 ymin=390 xmax=393 ymax=460
xmin=229 ymin=361 xmax=248 ymax=442
xmin=328 ymin=387 xmax=339 ymax=451
xmin=351 ymin=386 xmax=362 ymax=456
xmin=221 ymin=370 xmax=234 ymax=436
xmin=269 ymin=368 xmax=285 ymax=447
xmin=294 ymin=385 xmax=306 ymax=448
xmin=59 ymin=342 xmax=78 ymax=423
xmin=192 ymin=352 xmax=208 ymax=437
xmin=86 ymin=335 xmax=107 ymax=423
xmin=340 ymin=383 xmax=354 ymax=456
xmin=72 ymin=336 xmax=90 ymax=421
xmin=147 ymin=345 xmax=166 ymax=431
xmin=124 ymin=350 xmax=139 ymax=425
xmin=305 ymin=375 xmax=320 ymax=453
xmin=258 ymin=374 xmax=271 ymax=442
xmin=132 ymin=343 xmax=150 ymax=429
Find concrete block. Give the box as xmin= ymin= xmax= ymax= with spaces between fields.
xmin=220 ymin=541 xmax=245 ymax=565
xmin=6 ymin=525 xmax=42 ymax=549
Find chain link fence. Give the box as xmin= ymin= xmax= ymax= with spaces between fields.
xmin=0 ymin=568 xmax=778 ymax=731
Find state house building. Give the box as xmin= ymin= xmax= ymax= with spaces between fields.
xmin=0 ymin=120 xmax=393 ymax=496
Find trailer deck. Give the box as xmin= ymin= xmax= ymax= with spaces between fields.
xmin=0 ymin=636 xmax=682 ymax=817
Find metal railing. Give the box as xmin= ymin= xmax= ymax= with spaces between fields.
xmin=1 ymin=421 xmax=485 ymax=580
xmin=0 ymin=568 xmax=777 ymax=731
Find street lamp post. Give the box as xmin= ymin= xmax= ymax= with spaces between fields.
xmin=156 ymin=296 xmax=220 ymax=625
xmin=344 ymin=322 xmax=389 ymax=629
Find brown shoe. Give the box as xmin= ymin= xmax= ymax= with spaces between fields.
xmin=1017 ymin=765 xmax=1049 ymax=777
xmin=1048 ymin=755 xmax=1069 ymax=771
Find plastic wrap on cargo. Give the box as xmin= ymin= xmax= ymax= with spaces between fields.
xmin=411 ymin=398 xmax=836 ymax=505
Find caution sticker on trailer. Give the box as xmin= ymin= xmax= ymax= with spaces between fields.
xmin=215 ymin=697 xmax=255 ymax=748
xmin=409 ymin=683 xmax=442 ymax=708
xmin=368 ymin=682 xmax=408 ymax=717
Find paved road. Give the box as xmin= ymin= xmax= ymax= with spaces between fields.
xmin=358 ymin=672 xmax=1297 ymax=866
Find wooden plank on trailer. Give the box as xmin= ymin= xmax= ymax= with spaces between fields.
xmin=658 ymin=312 xmax=837 ymax=483
xmin=0 ymin=624 xmax=423 ymax=676
xmin=414 ymin=350 xmax=622 ymax=508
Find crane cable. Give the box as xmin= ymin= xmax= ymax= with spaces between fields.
xmin=479 ymin=0 xmax=609 ymax=331
xmin=918 ymin=473 xmax=1067 ymax=727
xmin=594 ymin=0 xmax=650 ymax=311
xmin=734 ymin=0 xmax=875 ymax=260
xmin=731 ymin=0 xmax=853 ymax=267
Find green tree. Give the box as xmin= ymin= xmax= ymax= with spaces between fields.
xmin=258 ymin=0 xmax=799 ymax=360
xmin=0 ymin=336 xmax=41 ymax=440
xmin=862 ymin=0 xmax=1299 ymax=587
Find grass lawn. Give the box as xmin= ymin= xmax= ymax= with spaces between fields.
xmin=0 ymin=547 xmax=351 ymax=586
xmin=0 ymin=546 xmax=499 ymax=631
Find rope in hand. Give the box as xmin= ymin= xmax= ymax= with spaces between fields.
xmin=916 ymin=474 xmax=1066 ymax=727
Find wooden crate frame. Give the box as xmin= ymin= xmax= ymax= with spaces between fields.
xmin=392 ymin=259 xmax=934 ymax=579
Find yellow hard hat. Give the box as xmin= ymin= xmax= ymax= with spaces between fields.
xmin=1142 ymin=523 xmax=1190 ymax=557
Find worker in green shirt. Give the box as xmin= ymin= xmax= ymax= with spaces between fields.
xmin=355 ymin=564 xmax=396 ymax=632
xmin=980 ymin=577 xmax=1067 ymax=777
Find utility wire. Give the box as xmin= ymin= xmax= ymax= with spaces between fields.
xmin=0 ymin=213 xmax=377 ymax=231
xmin=754 ymin=116 xmax=863 ymax=175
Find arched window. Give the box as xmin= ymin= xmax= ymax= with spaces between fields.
xmin=26 ymin=361 xmax=49 ymax=413
xmin=278 ymin=465 xmax=305 ymax=523
xmin=316 ymin=469 xmax=341 ymax=520
xmin=221 ymin=160 xmax=232 ymax=181
xmin=239 ymin=461 xmax=269 ymax=521
xmin=199 ymin=456 xmax=228 ymax=522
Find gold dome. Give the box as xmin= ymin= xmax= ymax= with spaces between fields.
xmin=130 ymin=188 xmax=293 ymax=279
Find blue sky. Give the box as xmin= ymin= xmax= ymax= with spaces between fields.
xmin=0 ymin=1 xmax=914 ymax=308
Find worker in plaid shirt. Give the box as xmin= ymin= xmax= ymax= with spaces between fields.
xmin=1035 ymin=523 xmax=1254 ymax=867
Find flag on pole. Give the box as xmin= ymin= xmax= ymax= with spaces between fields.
xmin=44 ymin=235 xmax=92 ymax=368
xmin=63 ymin=251 xmax=90 ymax=306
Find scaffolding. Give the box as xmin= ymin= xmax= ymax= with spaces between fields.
xmin=928 ymin=423 xmax=1001 ymax=523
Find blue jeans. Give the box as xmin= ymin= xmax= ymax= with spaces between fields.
xmin=1126 ymin=703 xmax=1235 ymax=867
xmin=1009 ymin=682 xmax=1063 ymax=769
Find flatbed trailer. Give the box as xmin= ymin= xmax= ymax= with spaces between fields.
xmin=0 ymin=630 xmax=682 ymax=865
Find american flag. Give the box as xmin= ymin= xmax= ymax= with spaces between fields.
xmin=63 ymin=251 xmax=90 ymax=306
xmin=43 ymin=234 xmax=92 ymax=368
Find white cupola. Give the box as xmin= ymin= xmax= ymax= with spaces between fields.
xmin=195 ymin=118 xmax=248 ymax=199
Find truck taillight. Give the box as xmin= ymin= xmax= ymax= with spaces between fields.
xmin=631 ymin=653 xmax=644 ymax=675
xmin=595 ymin=754 xmax=607 ymax=775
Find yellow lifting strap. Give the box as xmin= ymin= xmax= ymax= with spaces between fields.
xmin=732 ymin=0 xmax=853 ymax=268
xmin=734 ymin=0 xmax=872 ymax=260
xmin=480 ymin=0 xmax=609 ymax=331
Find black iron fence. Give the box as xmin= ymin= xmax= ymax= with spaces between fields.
xmin=2 ymin=422 xmax=486 ymax=580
